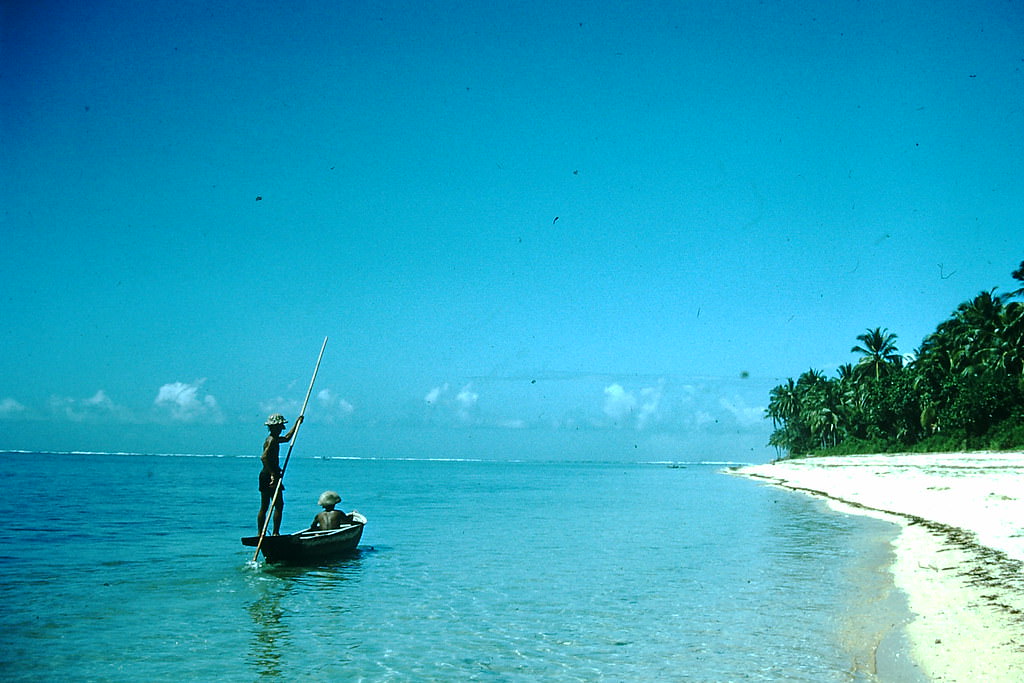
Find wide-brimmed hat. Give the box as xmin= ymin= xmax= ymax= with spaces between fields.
xmin=318 ymin=490 xmax=341 ymax=507
xmin=265 ymin=413 xmax=287 ymax=426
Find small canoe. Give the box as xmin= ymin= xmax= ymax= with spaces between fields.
xmin=242 ymin=512 xmax=366 ymax=564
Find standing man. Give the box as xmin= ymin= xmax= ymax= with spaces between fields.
xmin=258 ymin=413 xmax=302 ymax=535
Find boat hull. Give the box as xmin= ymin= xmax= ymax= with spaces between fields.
xmin=242 ymin=522 xmax=364 ymax=564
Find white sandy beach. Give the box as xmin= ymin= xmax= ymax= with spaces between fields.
xmin=734 ymin=453 xmax=1024 ymax=682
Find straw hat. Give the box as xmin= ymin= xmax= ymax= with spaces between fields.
xmin=318 ymin=490 xmax=341 ymax=507
xmin=265 ymin=413 xmax=287 ymax=426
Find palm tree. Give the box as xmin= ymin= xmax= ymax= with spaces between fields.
xmin=796 ymin=368 xmax=827 ymax=390
xmin=999 ymin=300 xmax=1024 ymax=375
xmin=955 ymin=290 xmax=1004 ymax=373
xmin=767 ymin=378 xmax=800 ymax=427
xmin=810 ymin=407 xmax=841 ymax=448
xmin=916 ymin=319 xmax=961 ymax=374
xmin=767 ymin=261 xmax=1024 ymax=455
xmin=851 ymin=328 xmax=902 ymax=380
xmin=834 ymin=363 xmax=866 ymax=439
xmin=1010 ymin=260 xmax=1024 ymax=299
xmin=768 ymin=374 xmax=833 ymax=456
xmin=796 ymin=369 xmax=841 ymax=449
xmin=1004 ymin=263 xmax=1024 ymax=375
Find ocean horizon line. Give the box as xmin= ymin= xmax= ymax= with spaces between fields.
xmin=0 ymin=449 xmax=755 ymax=467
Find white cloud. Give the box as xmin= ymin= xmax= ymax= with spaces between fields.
xmin=456 ymin=384 xmax=478 ymax=409
xmin=0 ymin=397 xmax=27 ymax=419
xmin=315 ymin=388 xmax=355 ymax=421
xmin=421 ymin=382 xmax=481 ymax=423
xmin=670 ymin=382 xmax=768 ymax=432
xmin=51 ymin=390 xmax=131 ymax=422
xmin=425 ymin=384 xmax=449 ymax=405
xmin=260 ymin=397 xmax=302 ymax=420
xmin=154 ymin=380 xmax=223 ymax=423
xmin=86 ymin=390 xmax=113 ymax=408
xmin=455 ymin=384 xmax=479 ymax=421
xmin=693 ymin=410 xmax=716 ymax=426
xmin=603 ymin=381 xmax=666 ymax=430
xmin=718 ymin=395 xmax=766 ymax=428
xmin=603 ymin=383 xmax=637 ymax=423
xmin=636 ymin=382 xmax=665 ymax=430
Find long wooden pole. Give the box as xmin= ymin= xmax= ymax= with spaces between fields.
xmin=251 ymin=336 xmax=328 ymax=563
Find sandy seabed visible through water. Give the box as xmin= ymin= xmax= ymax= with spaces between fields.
xmin=734 ymin=452 xmax=1024 ymax=682
xmin=2 ymin=452 xmax=925 ymax=682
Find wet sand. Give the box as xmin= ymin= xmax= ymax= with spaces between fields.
xmin=733 ymin=452 xmax=1024 ymax=681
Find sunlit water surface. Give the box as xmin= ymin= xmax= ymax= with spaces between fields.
xmin=0 ymin=452 xmax=905 ymax=681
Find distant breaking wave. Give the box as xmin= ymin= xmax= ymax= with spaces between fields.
xmin=0 ymin=449 xmax=246 ymax=458
xmin=1 ymin=450 xmax=756 ymax=467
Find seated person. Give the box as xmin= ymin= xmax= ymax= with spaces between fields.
xmin=308 ymin=490 xmax=354 ymax=531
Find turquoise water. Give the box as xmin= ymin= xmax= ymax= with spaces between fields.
xmin=0 ymin=452 xmax=904 ymax=681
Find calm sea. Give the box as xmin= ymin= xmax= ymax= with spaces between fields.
xmin=0 ymin=451 xmax=911 ymax=682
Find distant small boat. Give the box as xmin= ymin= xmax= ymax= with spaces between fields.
xmin=242 ymin=512 xmax=366 ymax=564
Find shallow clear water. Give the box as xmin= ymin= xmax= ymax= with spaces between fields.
xmin=0 ymin=452 xmax=902 ymax=681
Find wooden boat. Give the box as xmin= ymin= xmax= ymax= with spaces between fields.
xmin=242 ymin=512 xmax=366 ymax=564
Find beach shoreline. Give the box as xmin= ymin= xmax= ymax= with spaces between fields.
xmin=731 ymin=452 xmax=1024 ymax=682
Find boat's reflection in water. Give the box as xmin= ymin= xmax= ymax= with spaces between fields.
xmin=245 ymin=548 xmax=373 ymax=677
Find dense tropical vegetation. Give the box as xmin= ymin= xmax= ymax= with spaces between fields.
xmin=767 ymin=261 xmax=1024 ymax=458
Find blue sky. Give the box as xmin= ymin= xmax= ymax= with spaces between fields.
xmin=2 ymin=0 xmax=1022 ymax=461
